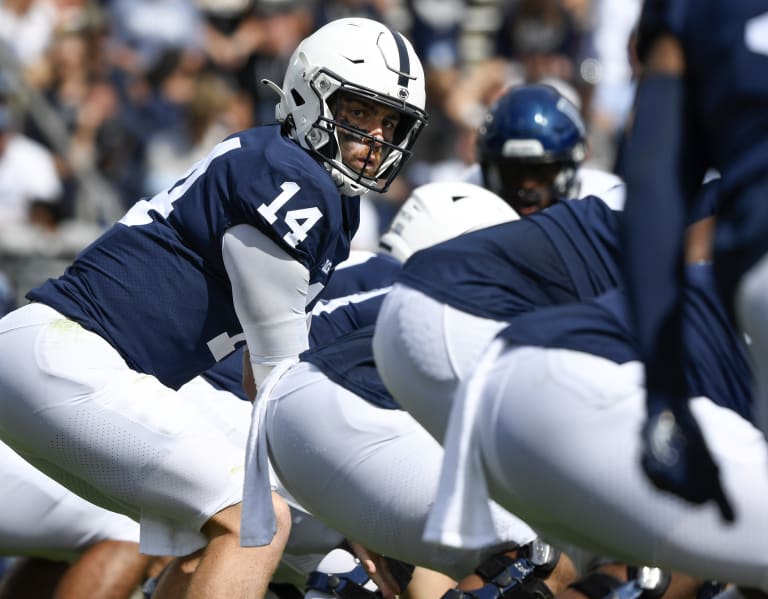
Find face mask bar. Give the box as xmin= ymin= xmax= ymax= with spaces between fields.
xmin=306 ymin=72 xmax=428 ymax=193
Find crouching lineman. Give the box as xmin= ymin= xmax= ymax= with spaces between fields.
xmin=427 ymin=262 xmax=768 ymax=594
xmin=242 ymin=182 xmax=579 ymax=599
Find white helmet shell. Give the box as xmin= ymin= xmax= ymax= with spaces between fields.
xmin=267 ymin=17 xmax=428 ymax=196
xmin=379 ymin=181 xmax=520 ymax=262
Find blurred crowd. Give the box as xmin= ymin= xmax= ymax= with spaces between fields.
xmin=0 ymin=0 xmax=641 ymax=308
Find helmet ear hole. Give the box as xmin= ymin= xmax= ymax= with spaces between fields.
xmin=291 ymin=89 xmax=306 ymax=107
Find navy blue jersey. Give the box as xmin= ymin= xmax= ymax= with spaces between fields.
xmin=321 ymin=251 xmax=401 ymax=299
xmin=638 ymin=0 xmax=768 ymax=194
xmin=397 ymin=196 xmax=622 ymax=320
xmin=302 ymin=320 xmax=398 ymax=410
xmin=29 ymin=125 xmax=359 ymax=389
xmin=623 ymin=0 xmax=768 ymax=409
xmin=497 ymin=288 xmax=637 ymax=365
xmin=309 ymin=250 xmax=401 ymax=344
xmin=297 ymin=253 xmax=399 ymax=409
xmin=498 ymin=263 xmax=752 ymax=419
xmin=201 ymin=350 xmax=249 ymax=402
xmin=302 ymin=275 xmax=396 ymax=409
xmin=200 ymin=289 xmax=389 ymax=403
xmin=310 ymin=288 xmax=389 ymax=347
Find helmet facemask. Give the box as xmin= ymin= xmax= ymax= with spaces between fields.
xmin=475 ymin=83 xmax=587 ymax=214
xmin=481 ymin=158 xmax=579 ymax=214
xmin=301 ymin=71 xmax=426 ymax=196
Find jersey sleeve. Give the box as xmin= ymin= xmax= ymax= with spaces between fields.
xmin=225 ymin=143 xmax=345 ymax=272
xmin=222 ymin=224 xmax=310 ymax=386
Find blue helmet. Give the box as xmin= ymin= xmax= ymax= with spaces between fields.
xmin=476 ymin=84 xmax=587 ymax=214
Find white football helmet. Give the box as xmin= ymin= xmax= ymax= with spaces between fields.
xmin=263 ymin=18 xmax=428 ymax=196
xmin=378 ymin=181 xmax=520 ymax=262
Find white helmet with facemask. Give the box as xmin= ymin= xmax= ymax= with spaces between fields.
xmin=263 ymin=18 xmax=428 ymax=196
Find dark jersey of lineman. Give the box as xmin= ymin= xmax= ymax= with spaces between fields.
xmin=397 ymin=196 xmax=622 ymax=321
xmin=497 ymin=263 xmax=752 ymax=420
xmin=202 ymin=252 xmax=399 ymax=403
xmin=28 ymin=124 xmax=360 ymax=390
xmin=301 ymin=253 xmax=399 ymax=410
xmin=637 ymin=0 xmax=768 ymax=196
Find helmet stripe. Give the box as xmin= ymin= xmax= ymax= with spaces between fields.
xmin=388 ymin=28 xmax=411 ymax=88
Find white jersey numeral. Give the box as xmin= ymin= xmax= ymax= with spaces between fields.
xmin=207 ymin=330 xmax=246 ymax=362
xmin=120 ymin=137 xmax=242 ymax=226
xmin=257 ymin=182 xmax=323 ymax=248
xmin=257 ymin=182 xmax=300 ymax=222
xmin=283 ymin=207 xmax=323 ymax=247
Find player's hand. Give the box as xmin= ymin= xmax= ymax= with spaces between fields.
xmin=640 ymin=396 xmax=735 ymax=522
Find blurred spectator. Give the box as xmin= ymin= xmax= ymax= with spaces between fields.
xmin=104 ymin=0 xmax=208 ymax=168
xmin=397 ymin=0 xmax=464 ymax=172
xmin=588 ymin=0 xmax=640 ymax=170
xmin=313 ymin=0 xmax=388 ymax=24
xmin=405 ymin=0 xmax=463 ymax=107
xmin=143 ymin=71 xmax=251 ymax=194
xmin=0 ymin=0 xmax=58 ymax=74
xmin=444 ymin=0 xmax=596 ymax=133
xmin=0 ymin=104 xmax=63 ymax=231
xmin=200 ymin=0 xmax=314 ymax=124
xmin=19 ymin=13 xmax=132 ymax=218
xmin=106 ymin=0 xmax=205 ymax=74
xmin=494 ymin=0 xmax=591 ymax=87
xmin=201 ymin=0 xmax=268 ymax=75
xmin=80 ymin=77 xmax=145 ymax=211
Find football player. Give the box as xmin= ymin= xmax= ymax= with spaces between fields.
xmin=372 ymin=191 xmax=623 ymax=443
xmin=0 ymin=440 xmax=156 ymax=599
xmin=0 ymin=17 xmax=426 ymax=599
xmin=427 ymin=261 xmax=768 ymax=593
xmin=372 ymin=81 xmax=630 ymax=444
xmin=464 ymin=83 xmax=625 ymax=214
xmin=619 ymin=0 xmax=768 ymax=517
xmin=244 ymin=182 xmax=578 ymax=599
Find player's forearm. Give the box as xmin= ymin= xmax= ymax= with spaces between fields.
xmin=620 ymin=72 xmax=689 ymax=402
xmin=223 ymin=224 xmax=310 ymax=387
